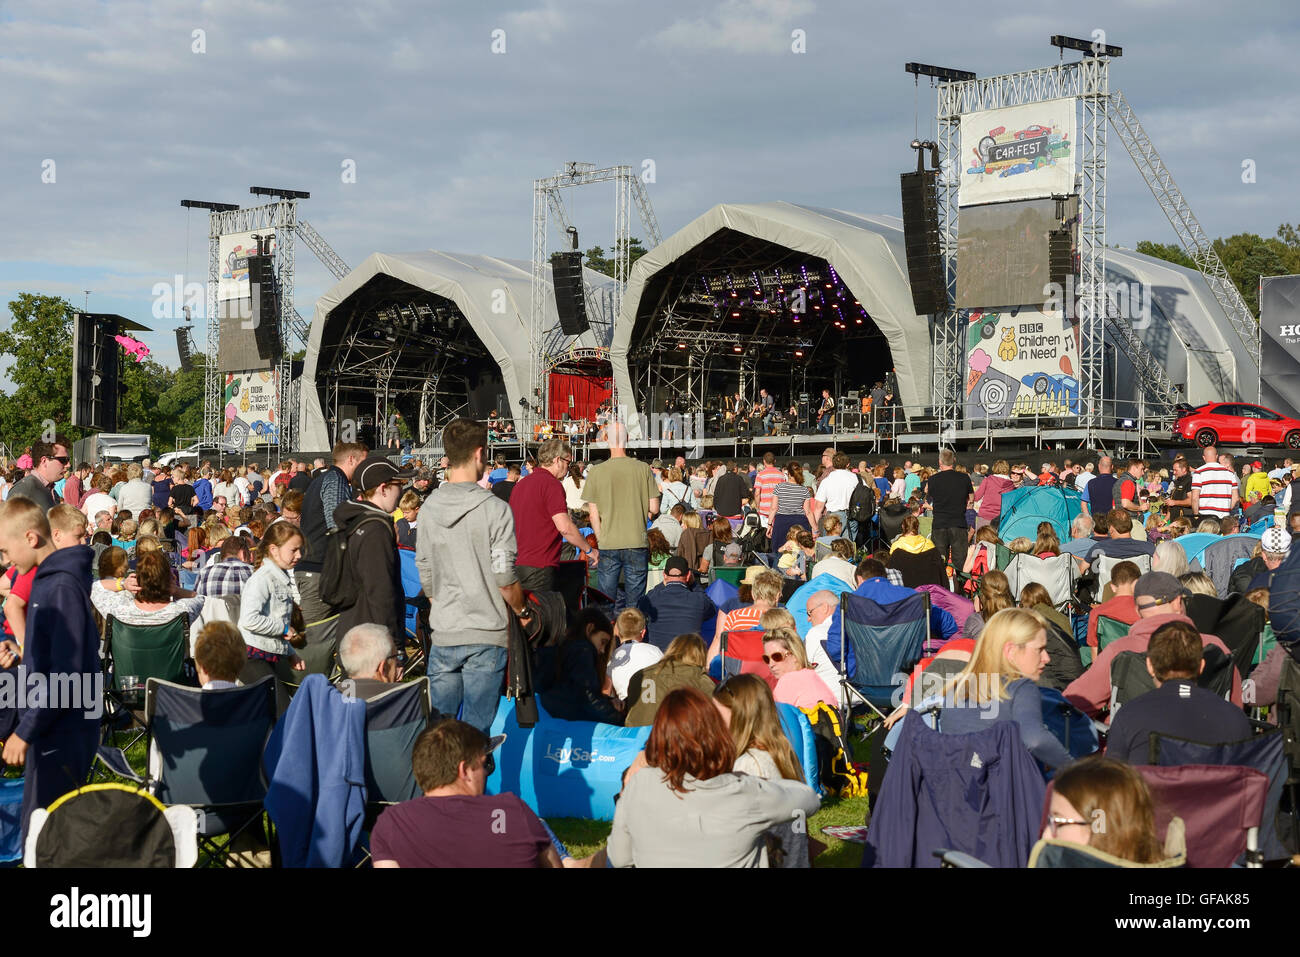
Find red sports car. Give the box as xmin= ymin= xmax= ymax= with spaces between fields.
xmin=1174 ymin=402 xmax=1300 ymax=450
xmin=1013 ymin=124 xmax=1051 ymax=140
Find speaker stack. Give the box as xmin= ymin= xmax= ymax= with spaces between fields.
xmin=551 ymin=251 xmax=590 ymax=336
xmin=841 ymin=390 xmax=861 ymax=431
xmin=797 ymin=393 xmax=811 ymax=431
xmin=1048 ymin=229 xmax=1074 ymax=297
xmin=900 ymin=170 xmax=947 ymax=316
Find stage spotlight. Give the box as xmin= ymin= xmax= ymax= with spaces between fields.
xmin=795 ymin=349 xmax=804 ymax=357
xmin=731 ymin=311 xmax=740 ymax=318
xmin=732 ymin=345 xmax=742 ymax=352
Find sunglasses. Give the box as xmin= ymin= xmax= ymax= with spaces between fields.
xmin=1047 ymin=814 xmax=1090 ymax=836
xmin=761 ymin=651 xmax=789 ymax=664
xmin=51 ymin=455 xmax=70 ymax=466
xmin=482 ymin=751 xmax=495 ymax=775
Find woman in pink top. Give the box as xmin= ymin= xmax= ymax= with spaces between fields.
xmin=763 ymin=627 xmax=837 ymax=709
xmin=973 ymin=459 xmax=1015 ymax=530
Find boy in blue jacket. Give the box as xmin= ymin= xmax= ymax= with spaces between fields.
xmin=0 ymin=497 xmax=101 ymax=839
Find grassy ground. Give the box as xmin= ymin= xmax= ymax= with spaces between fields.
xmin=549 ymin=724 xmax=875 ymax=867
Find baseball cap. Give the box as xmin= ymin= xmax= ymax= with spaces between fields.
xmin=664 ymin=556 xmax=690 ymax=576
xmin=352 ymin=456 xmax=415 ymax=492
xmin=1262 ymin=526 xmax=1292 ymax=556
xmin=1133 ymin=571 xmax=1189 ymax=610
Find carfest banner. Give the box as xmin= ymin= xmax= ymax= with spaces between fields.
xmin=964 ymin=306 xmax=1081 ymax=420
xmin=959 ymin=98 xmax=1076 ymax=206
xmin=217 ymin=229 xmax=277 ymax=302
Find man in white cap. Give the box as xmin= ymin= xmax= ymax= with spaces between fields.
xmin=1229 ymin=526 xmax=1291 ymax=594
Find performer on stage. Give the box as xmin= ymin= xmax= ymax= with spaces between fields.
xmin=816 ymin=388 xmax=835 ymax=434
xmin=758 ymin=388 xmax=775 ymax=436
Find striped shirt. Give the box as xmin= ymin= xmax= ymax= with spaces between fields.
xmin=1191 ymin=463 xmax=1237 ymax=517
xmin=772 ymin=482 xmax=811 ymax=515
xmin=752 ymin=466 xmax=786 ymax=516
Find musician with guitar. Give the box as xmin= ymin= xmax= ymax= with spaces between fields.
xmin=816 ymin=388 xmax=835 ymax=434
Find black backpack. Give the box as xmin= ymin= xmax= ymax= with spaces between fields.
xmin=320 ymin=516 xmax=391 ymax=610
xmin=849 ymin=478 xmax=876 ymax=523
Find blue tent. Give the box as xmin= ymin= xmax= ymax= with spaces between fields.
xmin=997 ymin=486 xmax=1083 ymax=543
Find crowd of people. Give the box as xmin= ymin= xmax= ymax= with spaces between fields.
xmin=0 ymin=424 xmax=1296 ymax=868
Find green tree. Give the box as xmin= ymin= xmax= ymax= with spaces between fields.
xmin=0 ymin=293 xmax=83 ymax=452
xmin=1134 ymin=240 xmax=1195 ymax=270
xmin=1212 ymin=233 xmax=1293 ymax=316
xmin=551 ymin=238 xmax=649 ymax=279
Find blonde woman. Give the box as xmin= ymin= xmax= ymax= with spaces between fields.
xmin=713 ymin=674 xmax=804 ymax=781
xmin=939 ymin=607 xmax=1071 ymax=768
xmin=763 ymin=627 xmax=837 ymax=709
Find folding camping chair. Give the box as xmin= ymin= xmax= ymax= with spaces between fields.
xmin=1148 ymin=727 xmax=1294 ymax=863
xmin=1005 ymin=553 xmax=1077 ymax=610
xmin=398 ymin=547 xmax=429 ymax=675
xmin=712 ymin=566 xmax=746 ymax=588
xmin=1095 ymin=615 xmax=1131 ymax=652
xmin=357 ymin=679 xmax=436 ymax=865
xmin=1136 ymin=764 xmax=1269 ymax=868
xmin=838 ymin=591 xmax=929 ymax=723
xmin=1108 ymin=646 xmax=1236 ymax=715
xmin=1094 ymin=553 xmax=1151 ymax=600
xmin=25 ymin=783 xmax=198 ymax=868
xmin=717 ymin=630 xmax=773 ymax=685
xmin=1199 ymin=535 xmax=1263 ymax=598
xmin=100 ymin=613 xmax=191 ymax=755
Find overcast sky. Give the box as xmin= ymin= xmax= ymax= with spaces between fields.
xmin=0 ymin=0 xmax=1295 ymax=382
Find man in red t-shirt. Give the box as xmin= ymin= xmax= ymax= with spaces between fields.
xmin=1085 ymin=559 xmax=1142 ymax=649
xmin=509 ymin=437 xmax=596 ymax=593
xmin=751 ymin=451 xmax=785 ymax=528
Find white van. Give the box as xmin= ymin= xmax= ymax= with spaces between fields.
xmin=73 ymin=433 xmax=151 ymax=465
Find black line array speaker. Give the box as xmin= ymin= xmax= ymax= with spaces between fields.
xmin=900 ymin=170 xmax=947 ymax=316
xmin=551 ymin=251 xmax=590 ymax=337
xmin=176 ymin=328 xmax=193 ymax=373
xmin=797 ymin=393 xmax=810 ymax=430
xmin=1048 ymin=228 xmax=1074 ymax=295
xmin=246 ymin=254 xmax=283 ymax=363
xmin=71 ymin=313 xmax=120 ymax=432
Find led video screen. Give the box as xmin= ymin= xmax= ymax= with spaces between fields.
xmin=956 ymin=198 xmax=1061 ymax=309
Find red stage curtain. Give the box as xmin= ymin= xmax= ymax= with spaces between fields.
xmin=550 ymin=373 xmax=611 ymax=422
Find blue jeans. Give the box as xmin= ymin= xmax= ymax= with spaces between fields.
xmin=427 ymin=644 xmax=508 ymax=734
xmin=597 ymin=547 xmax=648 ymax=611
xmin=817 ymin=413 xmax=832 ymax=434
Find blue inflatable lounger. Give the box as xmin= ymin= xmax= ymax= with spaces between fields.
xmin=485 ymin=699 xmax=650 ymax=821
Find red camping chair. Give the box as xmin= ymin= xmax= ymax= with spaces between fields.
xmin=719 ymin=630 xmax=774 ymax=690
xmin=1136 ymin=764 xmax=1269 ymax=868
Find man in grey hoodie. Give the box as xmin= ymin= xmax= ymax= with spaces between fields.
xmin=417 ymin=418 xmax=530 ymax=734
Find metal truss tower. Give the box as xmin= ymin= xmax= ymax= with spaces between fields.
xmin=530 ymin=162 xmax=662 ymax=426
xmin=933 ymin=53 xmax=1234 ymax=439
xmin=197 ymin=196 xmax=351 ymax=454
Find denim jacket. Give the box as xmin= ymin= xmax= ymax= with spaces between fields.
xmin=238 ymin=559 xmax=300 ymax=655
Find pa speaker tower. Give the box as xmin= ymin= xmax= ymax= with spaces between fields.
xmin=551 ymin=251 xmax=590 ymax=337
xmin=900 ymin=170 xmax=947 ymax=316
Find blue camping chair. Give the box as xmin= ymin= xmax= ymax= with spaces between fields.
xmin=398 ymin=547 xmax=428 ymax=672
xmin=775 ymin=703 xmax=822 ymax=793
xmin=1246 ymin=516 xmax=1274 ymax=536
xmin=1039 ymin=687 xmax=1099 ymax=767
xmin=0 ymin=777 xmax=23 ymax=865
xmin=838 ymin=591 xmax=929 ymax=721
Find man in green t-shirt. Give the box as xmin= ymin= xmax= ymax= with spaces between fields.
xmin=583 ymin=422 xmax=660 ymax=608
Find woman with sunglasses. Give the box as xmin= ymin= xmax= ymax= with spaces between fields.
xmin=609 ymin=687 xmax=819 ymax=868
xmin=763 ymin=627 xmax=837 ymax=709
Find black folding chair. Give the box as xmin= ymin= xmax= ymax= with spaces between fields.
xmin=357 ymin=678 xmax=436 ymax=866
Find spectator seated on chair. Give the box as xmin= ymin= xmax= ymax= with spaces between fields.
xmin=537 ymin=608 xmax=622 ymax=725
xmin=887 ymin=515 xmax=948 ymax=589
xmin=763 ymin=627 xmax=836 ymax=710
xmin=1178 ymin=571 xmax=1218 ymax=598
xmin=960 ymin=570 xmax=1013 ymax=642
xmin=777 ymin=529 xmax=816 ymax=580
xmin=707 ymin=570 xmax=783 ymax=663
xmin=371 ymin=720 xmax=560 ymax=869
xmin=624 ymin=633 xmax=715 ymax=727
xmin=608 ymin=688 xmax=820 ymax=868
xmin=713 ymin=673 xmax=804 ymax=781
xmin=1016 ymin=582 xmax=1083 ymax=692
xmin=637 ymin=557 xmax=718 ymax=653
xmin=192 ymin=535 xmax=255 ymax=600
xmin=811 ymin=538 xmax=858 ymax=588
xmin=336 ymin=623 xmax=403 ymax=702
xmin=91 ymin=549 xmax=204 ymax=627
xmin=1231 ymin=527 xmax=1291 ymax=595
xmin=1085 ymin=560 xmax=1141 ymax=650
xmin=1104 ymin=621 xmax=1252 ymax=764
xmin=1080 ymin=509 xmax=1156 ymax=573
xmin=650 ymin=503 xmax=686 ymax=551
xmin=1064 ymin=571 xmax=1242 ymax=719
xmin=194 ymin=621 xmax=246 ymax=690
xmin=938 ymin=608 xmax=1072 ymax=771
xmin=607 ymin=608 xmax=662 ymax=704
xmin=1045 ymin=756 xmax=1180 ymax=864
xmin=803 ymin=590 xmax=846 ymax=693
